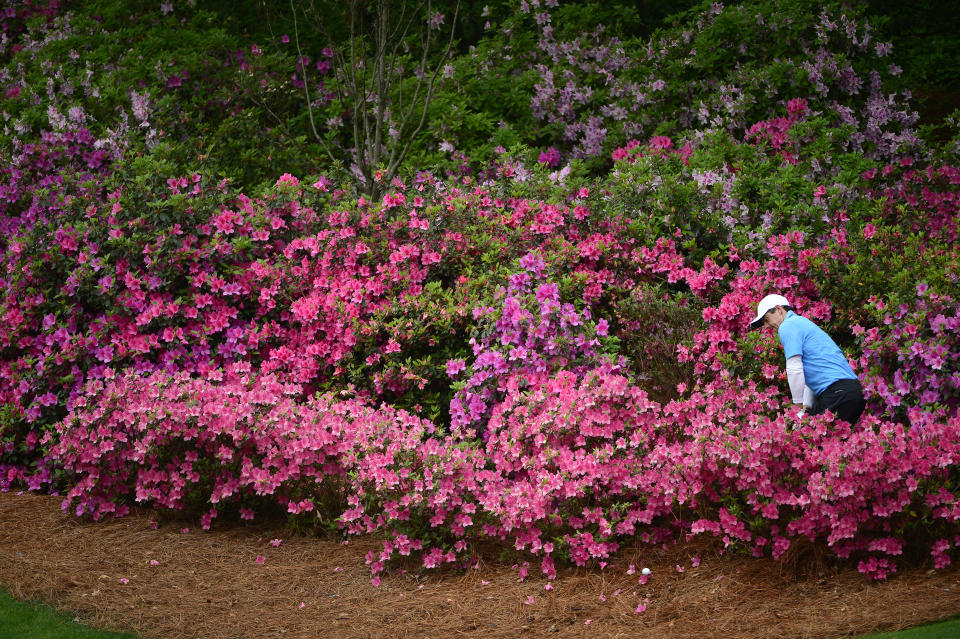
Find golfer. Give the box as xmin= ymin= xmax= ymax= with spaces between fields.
xmin=750 ymin=294 xmax=865 ymax=424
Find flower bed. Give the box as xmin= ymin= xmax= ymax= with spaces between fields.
xmin=1 ymin=0 xmax=959 ymax=584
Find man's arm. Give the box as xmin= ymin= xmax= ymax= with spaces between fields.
xmin=786 ymin=355 xmax=813 ymax=407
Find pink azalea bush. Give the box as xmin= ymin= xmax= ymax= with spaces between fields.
xmin=49 ymin=365 xmax=432 ymax=527
xmin=4 ymin=127 xmax=958 ymax=581
xmin=4 ymin=138 xmax=959 ymax=579
xmin=50 ymin=364 xmax=960 ymax=582
xmin=3 ymin=0 xmax=960 ymax=585
xmin=854 ymin=291 xmax=960 ymax=424
xmin=448 ymin=253 xmax=624 ymax=437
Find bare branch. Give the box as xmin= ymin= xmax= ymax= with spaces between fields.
xmin=387 ymin=0 xmax=461 ymax=178
xmin=289 ymin=0 xmax=461 ymax=197
xmin=290 ymin=0 xmax=337 ymax=164
xmin=387 ymin=1 xmax=427 ymax=114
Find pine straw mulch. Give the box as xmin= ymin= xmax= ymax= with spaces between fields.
xmin=1 ymin=491 xmax=958 ymax=639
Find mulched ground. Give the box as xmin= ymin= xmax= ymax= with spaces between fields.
xmin=1 ymin=491 xmax=958 ymax=639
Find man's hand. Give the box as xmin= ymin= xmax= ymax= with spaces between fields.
xmin=786 ymin=403 xmax=806 ymax=426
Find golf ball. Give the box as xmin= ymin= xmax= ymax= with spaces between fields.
xmin=641 ymin=567 xmax=651 ymax=575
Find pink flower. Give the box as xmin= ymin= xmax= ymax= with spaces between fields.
xmin=863 ymin=223 xmax=877 ymax=239
xmin=538 ymin=147 xmax=560 ymax=168
xmin=446 ymin=359 xmax=466 ymax=377
xmin=649 ymin=135 xmax=673 ymax=150
xmin=276 ymin=173 xmax=299 ymax=188
xmin=256 ymin=555 xmax=265 ymax=564
xmin=596 ymin=318 xmax=609 ymax=336
xmin=428 ymin=12 xmax=445 ymax=29
xmin=535 ymin=282 xmax=559 ymax=304
xmin=384 ymin=339 xmax=401 ymax=354
xmin=786 ymin=98 xmax=808 ymax=115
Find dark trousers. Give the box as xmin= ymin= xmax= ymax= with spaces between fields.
xmin=810 ymin=378 xmax=865 ymax=424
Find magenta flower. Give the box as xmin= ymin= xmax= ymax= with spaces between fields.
xmin=446 ymin=359 xmax=466 ymax=377
xmin=537 ymin=147 xmax=560 ymax=168
xmin=535 ymin=282 xmax=559 ymax=304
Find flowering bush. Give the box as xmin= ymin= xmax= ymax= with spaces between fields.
xmin=448 ymin=254 xmax=623 ymax=437
xmin=49 ymin=366 xmax=435 ymax=528
xmin=51 ymin=364 xmax=960 ymax=583
xmin=3 ymin=0 xmax=960 ymax=585
xmin=853 ymin=291 xmax=960 ymax=424
xmin=457 ymin=0 xmax=922 ymax=171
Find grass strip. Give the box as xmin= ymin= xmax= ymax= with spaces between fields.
xmin=857 ymin=615 xmax=960 ymax=639
xmin=0 ymin=590 xmax=138 ymax=639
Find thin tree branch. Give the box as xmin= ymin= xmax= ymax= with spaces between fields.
xmin=290 ymin=0 xmax=337 ymax=163
xmin=387 ymin=0 xmax=460 ymax=178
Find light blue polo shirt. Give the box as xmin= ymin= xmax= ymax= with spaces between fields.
xmin=778 ymin=311 xmax=857 ymax=395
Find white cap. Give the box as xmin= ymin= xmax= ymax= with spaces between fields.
xmin=749 ymin=294 xmax=791 ymax=328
